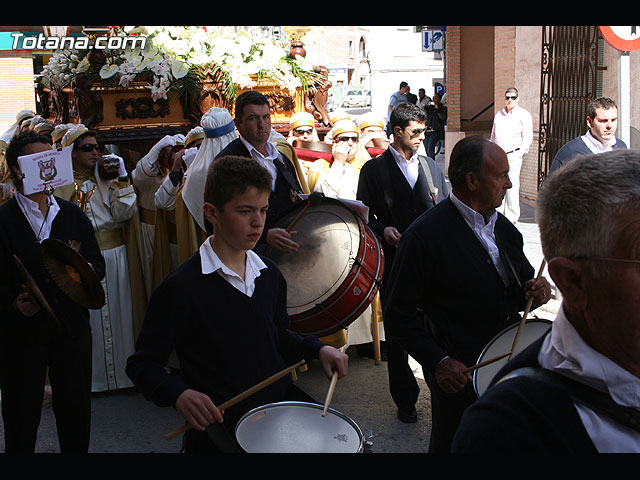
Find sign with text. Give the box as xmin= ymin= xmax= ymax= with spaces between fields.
xmin=17 ymin=147 xmax=74 ymax=195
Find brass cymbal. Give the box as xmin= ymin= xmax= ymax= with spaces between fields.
xmin=13 ymin=254 xmax=61 ymax=327
xmin=40 ymin=238 xmax=105 ymax=310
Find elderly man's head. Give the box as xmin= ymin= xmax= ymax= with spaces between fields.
xmin=447 ymin=135 xmax=512 ymax=218
xmin=537 ymin=149 xmax=640 ymax=375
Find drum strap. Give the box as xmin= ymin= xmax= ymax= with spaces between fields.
xmin=273 ymin=156 xmax=303 ymax=195
xmin=494 ymin=233 xmax=523 ymax=291
xmin=417 ymin=155 xmax=438 ymax=207
xmin=497 ymin=367 xmax=640 ymax=434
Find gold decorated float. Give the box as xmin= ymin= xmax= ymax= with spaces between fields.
xmin=37 ymin=26 xmax=333 ymax=166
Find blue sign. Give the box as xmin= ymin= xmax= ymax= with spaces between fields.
xmin=422 ymin=30 xmax=444 ymax=52
xmin=434 ymin=83 xmax=445 ymax=95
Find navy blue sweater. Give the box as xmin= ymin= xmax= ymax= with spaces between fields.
xmin=126 ymin=251 xmax=326 ymax=423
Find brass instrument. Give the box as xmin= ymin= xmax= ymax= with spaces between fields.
xmin=71 ymin=182 xmax=96 ymax=212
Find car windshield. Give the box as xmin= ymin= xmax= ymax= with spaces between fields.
xmin=346 ymin=90 xmax=362 ymax=95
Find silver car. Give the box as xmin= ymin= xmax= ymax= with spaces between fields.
xmin=342 ymin=88 xmax=370 ymax=107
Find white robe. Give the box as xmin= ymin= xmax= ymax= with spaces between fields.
xmin=131 ymin=152 xmax=165 ymax=298
xmin=75 ymin=174 xmax=138 ymax=392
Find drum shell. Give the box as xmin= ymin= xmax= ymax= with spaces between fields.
xmin=234 ymin=401 xmax=364 ymax=453
xmin=473 ymin=319 xmax=552 ymax=397
xmin=262 ymin=198 xmax=384 ymax=337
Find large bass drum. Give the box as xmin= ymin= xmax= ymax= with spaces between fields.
xmin=235 ymin=401 xmax=364 ymax=453
xmin=473 ymin=319 xmax=552 ymax=397
xmin=260 ymin=197 xmax=383 ymax=337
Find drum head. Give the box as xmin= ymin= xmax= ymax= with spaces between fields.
xmin=235 ymin=401 xmax=363 ymax=453
xmin=265 ymin=200 xmax=361 ymax=316
xmin=473 ymin=319 xmax=552 ymax=397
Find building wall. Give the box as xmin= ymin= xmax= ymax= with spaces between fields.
xmin=447 ymin=26 xmax=544 ymax=204
xmin=0 ymin=50 xmax=36 ymax=132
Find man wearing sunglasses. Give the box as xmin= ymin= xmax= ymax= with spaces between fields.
xmin=489 ymin=87 xmax=533 ymax=224
xmin=55 ymin=124 xmax=146 ymax=394
xmin=287 ymin=111 xmax=319 ymax=145
xmin=357 ymin=102 xmax=448 ymax=424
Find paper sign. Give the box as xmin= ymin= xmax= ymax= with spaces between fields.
xmin=17 ymin=146 xmax=74 ymax=195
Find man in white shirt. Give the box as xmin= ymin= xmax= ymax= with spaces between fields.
xmin=357 ymin=103 xmax=449 ymax=425
xmin=489 ymin=87 xmax=533 ymax=224
xmin=549 ymin=97 xmax=628 ymax=174
xmin=382 ymin=135 xmax=551 ymax=452
xmin=453 ymin=148 xmax=640 ymax=453
xmin=214 ymin=91 xmax=306 ymax=255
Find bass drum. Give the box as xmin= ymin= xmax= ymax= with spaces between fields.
xmin=235 ymin=401 xmax=364 ymax=453
xmin=473 ymin=319 xmax=552 ymax=397
xmin=261 ymin=197 xmax=383 ymax=337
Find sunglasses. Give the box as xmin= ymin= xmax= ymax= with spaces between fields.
xmin=506 ymin=95 xmax=518 ymax=100
xmin=294 ymin=128 xmax=313 ymax=135
xmin=76 ymin=143 xmax=101 ymax=152
xmin=405 ymin=127 xmax=426 ymax=137
xmin=336 ymin=136 xmax=359 ymax=143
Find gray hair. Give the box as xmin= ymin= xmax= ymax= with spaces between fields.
xmin=537 ymin=149 xmax=640 ymax=262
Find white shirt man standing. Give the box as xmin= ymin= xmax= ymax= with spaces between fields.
xmin=489 ymin=87 xmax=533 ymax=224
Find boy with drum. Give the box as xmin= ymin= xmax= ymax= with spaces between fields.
xmin=126 ymin=155 xmax=348 ymax=453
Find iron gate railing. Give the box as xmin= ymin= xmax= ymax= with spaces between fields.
xmin=538 ymin=25 xmax=602 ymax=186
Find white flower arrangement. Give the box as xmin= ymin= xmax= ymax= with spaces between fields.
xmin=39 ymin=26 xmax=319 ymax=103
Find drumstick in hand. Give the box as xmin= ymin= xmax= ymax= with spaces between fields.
xmin=508 ymin=259 xmax=547 ymax=360
xmin=165 ymin=360 xmax=306 ymax=440
xmin=322 ymin=344 xmax=347 ymax=417
xmin=462 ymin=352 xmax=511 ymax=374
xmin=286 ymin=192 xmax=323 ymax=233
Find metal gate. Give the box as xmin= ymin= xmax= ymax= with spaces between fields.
xmin=538 ymin=26 xmax=603 ymax=185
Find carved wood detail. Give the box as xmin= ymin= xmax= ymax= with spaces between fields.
xmin=115 ymin=97 xmax=171 ymax=120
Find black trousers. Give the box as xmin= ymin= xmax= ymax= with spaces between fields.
xmin=425 ymin=370 xmax=477 ymax=453
xmin=382 ymin=284 xmax=422 ymax=411
xmin=0 ymin=317 xmax=93 ymax=453
xmin=182 ymin=383 xmax=318 ymax=453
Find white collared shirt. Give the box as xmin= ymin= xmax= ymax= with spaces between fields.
xmin=581 ymin=129 xmax=617 ymax=153
xmin=239 ymin=135 xmax=280 ymax=191
xmin=539 ymin=305 xmax=640 ymax=452
xmin=199 ymin=237 xmax=267 ymax=297
xmin=490 ymin=105 xmax=533 ymax=155
xmin=450 ymin=191 xmax=509 ymax=284
xmin=389 ymin=144 xmax=420 ymax=189
xmin=15 ymin=191 xmax=60 ymax=243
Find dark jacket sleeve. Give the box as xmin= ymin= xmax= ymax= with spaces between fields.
xmin=382 ymin=228 xmax=449 ymax=371
xmin=126 ymin=277 xmax=191 ymax=408
xmin=356 ymin=159 xmax=389 ymax=239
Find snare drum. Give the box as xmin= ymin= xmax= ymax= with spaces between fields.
xmin=235 ymin=401 xmax=364 ymax=453
xmin=473 ymin=319 xmax=552 ymax=397
xmin=261 ymin=197 xmax=384 ymax=337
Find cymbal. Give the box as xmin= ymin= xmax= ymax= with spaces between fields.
xmin=13 ymin=254 xmax=61 ymax=327
xmin=40 ymin=238 xmax=105 ymax=310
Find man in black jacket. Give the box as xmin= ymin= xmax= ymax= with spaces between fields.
xmin=0 ymin=131 xmax=105 ymax=452
xmin=382 ymin=135 xmax=551 ymax=452
xmin=453 ymin=149 xmax=640 ymax=453
xmin=357 ymin=102 xmax=448 ymax=423
xmin=215 ymin=90 xmax=304 ymax=254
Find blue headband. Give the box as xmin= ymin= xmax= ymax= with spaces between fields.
xmin=204 ymin=121 xmax=235 ymax=138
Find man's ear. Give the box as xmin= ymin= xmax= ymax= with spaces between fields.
xmin=203 ymin=202 xmax=218 ymax=226
xmin=547 ymin=256 xmax=588 ymax=310
xmin=465 ymin=171 xmax=479 ymax=191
